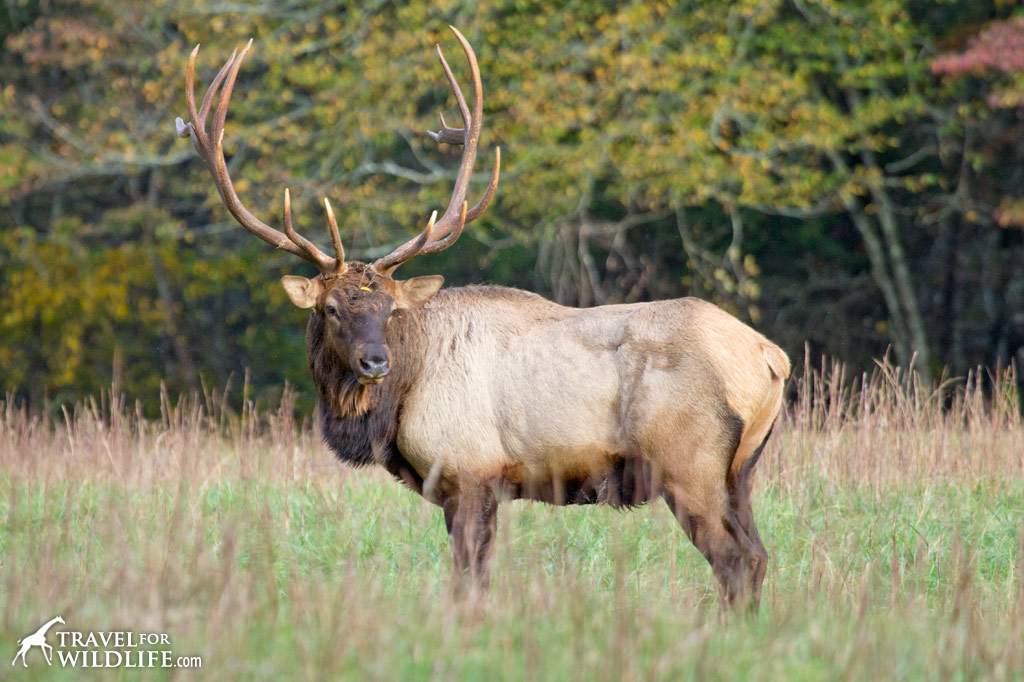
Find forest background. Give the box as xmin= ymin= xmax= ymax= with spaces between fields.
xmin=2 ymin=0 xmax=1023 ymax=414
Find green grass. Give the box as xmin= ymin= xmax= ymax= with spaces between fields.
xmin=1 ymin=366 xmax=1023 ymax=680
xmin=3 ymin=475 xmax=1022 ymax=680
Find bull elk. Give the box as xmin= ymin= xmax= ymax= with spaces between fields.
xmin=176 ymin=28 xmax=791 ymax=609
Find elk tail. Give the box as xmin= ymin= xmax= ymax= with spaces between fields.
xmin=729 ymin=342 xmax=790 ymax=481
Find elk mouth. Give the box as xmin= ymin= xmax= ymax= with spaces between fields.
xmin=352 ymin=346 xmax=390 ymax=385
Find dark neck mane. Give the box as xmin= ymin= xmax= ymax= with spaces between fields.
xmin=307 ymin=308 xmax=425 ymax=492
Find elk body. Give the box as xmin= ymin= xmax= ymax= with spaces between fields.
xmin=177 ymin=28 xmax=791 ymax=609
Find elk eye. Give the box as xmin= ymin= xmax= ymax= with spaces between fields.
xmin=325 ymin=304 xmax=337 ymax=317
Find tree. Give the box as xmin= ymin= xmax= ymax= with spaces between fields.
xmin=2 ymin=0 xmax=1022 ymax=410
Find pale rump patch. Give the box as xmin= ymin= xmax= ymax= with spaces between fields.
xmin=729 ymin=342 xmax=790 ymax=478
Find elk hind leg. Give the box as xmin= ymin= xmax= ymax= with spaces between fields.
xmin=664 ymin=486 xmax=764 ymax=610
xmin=443 ymin=483 xmax=499 ymax=594
xmin=727 ymin=426 xmax=774 ymax=605
xmin=656 ymin=420 xmax=765 ymax=610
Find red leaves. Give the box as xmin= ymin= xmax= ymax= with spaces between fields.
xmin=932 ymin=17 xmax=1024 ymax=76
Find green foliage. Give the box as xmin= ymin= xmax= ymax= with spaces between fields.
xmin=2 ymin=0 xmax=1023 ymax=410
xmin=0 ymin=204 xmax=308 ymax=408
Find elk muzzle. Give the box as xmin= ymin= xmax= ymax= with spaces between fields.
xmin=352 ymin=344 xmax=390 ymax=384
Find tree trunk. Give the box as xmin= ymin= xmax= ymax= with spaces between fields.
xmin=146 ymin=168 xmax=197 ymax=391
xmin=859 ymin=148 xmax=932 ymax=374
xmin=827 ymin=151 xmax=914 ymax=368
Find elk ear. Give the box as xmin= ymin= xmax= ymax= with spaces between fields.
xmin=280 ymin=276 xmax=322 ymax=309
xmin=393 ymin=275 xmax=444 ymax=309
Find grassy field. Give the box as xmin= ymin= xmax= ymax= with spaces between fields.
xmin=2 ymin=362 xmax=1023 ymax=681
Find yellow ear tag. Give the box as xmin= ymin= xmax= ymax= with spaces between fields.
xmin=360 ymin=286 xmax=372 ymax=292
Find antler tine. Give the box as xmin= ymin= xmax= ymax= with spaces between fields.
xmin=279 ymin=189 xmax=327 ymax=264
xmin=210 ymin=40 xmax=250 ymax=154
xmin=372 ymin=211 xmax=439 ymax=275
xmin=466 ymin=146 xmax=500 ymax=221
xmin=427 ymin=132 xmax=500 ymax=222
xmin=435 ymin=42 xmax=471 ymax=135
xmin=178 ymin=41 xmax=345 ymax=275
xmin=182 ymin=45 xmax=239 ymax=159
xmin=371 ymin=27 xmax=500 ymax=277
xmin=428 ymin=112 xmax=464 ymax=145
xmin=416 ymin=201 xmax=467 ymax=257
xmin=429 ymin=26 xmax=482 ymax=240
xmin=323 ymin=198 xmax=346 ymax=268
xmin=184 ymin=46 xmax=214 ymax=148
xmin=194 ymin=46 xmax=237 ymax=143
xmin=373 ymin=202 xmax=470 ymax=276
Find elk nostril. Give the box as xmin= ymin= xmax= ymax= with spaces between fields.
xmin=358 ymin=354 xmax=389 ymax=376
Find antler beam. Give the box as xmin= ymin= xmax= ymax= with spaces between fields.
xmin=176 ymin=41 xmax=345 ymax=275
xmin=177 ymin=28 xmax=498 ymax=279
xmin=371 ymin=26 xmax=501 ymax=276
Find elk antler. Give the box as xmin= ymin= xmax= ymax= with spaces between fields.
xmin=370 ymin=26 xmax=501 ymax=276
xmin=175 ymin=41 xmax=345 ymax=275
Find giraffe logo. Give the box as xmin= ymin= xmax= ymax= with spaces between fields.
xmin=11 ymin=616 xmax=65 ymax=667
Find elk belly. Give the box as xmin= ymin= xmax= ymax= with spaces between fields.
xmin=494 ymin=327 xmax=627 ymax=473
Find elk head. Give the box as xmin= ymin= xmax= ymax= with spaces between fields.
xmin=176 ymin=27 xmax=499 ymax=386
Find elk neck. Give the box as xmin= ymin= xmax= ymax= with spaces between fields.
xmin=307 ymin=303 xmax=427 ymax=488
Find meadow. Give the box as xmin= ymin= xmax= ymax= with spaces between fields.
xmin=2 ymin=361 xmax=1022 ymax=681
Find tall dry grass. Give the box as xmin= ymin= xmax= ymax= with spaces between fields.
xmin=769 ymin=357 xmax=1023 ymax=488
xmin=0 ymin=382 xmax=340 ymax=487
xmin=1 ymin=360 xmax=1022 ymax=681
xmin=3 ymin=357 xmax=1019 ymax=489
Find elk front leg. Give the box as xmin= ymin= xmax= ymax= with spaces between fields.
xmin=443 ymin=483 xmax=499 ymax=594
